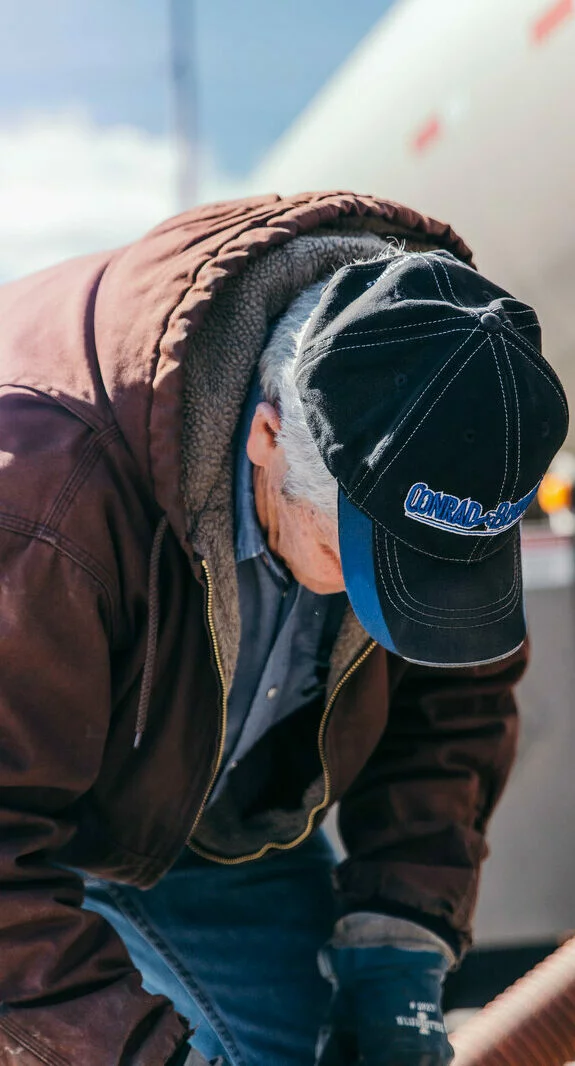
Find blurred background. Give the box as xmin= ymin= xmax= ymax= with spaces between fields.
xmin=3 ymin=0 xmax=575 ymax=1013
xmin=0 ymin=0 xmax=386 ymax=279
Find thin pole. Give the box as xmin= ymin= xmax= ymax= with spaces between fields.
xmin=168 ymin=0 xmax=198 ymax=210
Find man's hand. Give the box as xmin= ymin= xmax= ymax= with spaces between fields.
xmin=316 ymin=943 xmax=453 ymax=1066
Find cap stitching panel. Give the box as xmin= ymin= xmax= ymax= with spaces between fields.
xmin=502 ymin=333 xmax=568 ymax=418
xmin=391 ymin=540 xmax=519 ymax=614
xmin=391 ymin=535 xmax=519 ymax=617
xmin=338 ymin=323 xmax=485 ymax=504
xmin=492 ymin=345 xmax=510 ymax=507
xmin=376 ymin=533 xmax=521 ymax=630
xmin=311 ymin=326 xmax=472 ymax=360
xmin=415 ymin=251 xmax=450 ymax=303
xmin=375 ymin=534 xmax=521 ymax=630
xmin=435 ymin=254 xmax=465 ymax=307
xmin=350 ymin=324 xmax=485 ymax=500
xmin=303 ymin=323 xmax=471 ymax=361
xmin=429 ymin=258 xmax=534 ymax=325
xmin=465 ymin=339 xmax=509 ymax=565
xmin=505 ymin=332 xmax=567 ymax=415
xmin=503 ymin=337 xmax=521 ymax=502
xmin=500 ymin=326 xmax=568 ymax=415
xmin=305 ymin=313 xmax=471 ymax=344
xmin=384 ymin=533 xmax=519 ymax=621
xmin=355 ymin=332 xmax=489 ymax=507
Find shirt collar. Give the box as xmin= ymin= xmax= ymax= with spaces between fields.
xmin=234 ymin=373 xmax=291 ymax=586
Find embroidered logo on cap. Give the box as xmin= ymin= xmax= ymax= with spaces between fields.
xmin=404 ymin=481 xmax=540 ymax=536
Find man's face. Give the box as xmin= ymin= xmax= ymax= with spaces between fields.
xmin=246 ymin=402 xmax=345 ymax=595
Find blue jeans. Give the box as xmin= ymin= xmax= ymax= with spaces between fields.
xmin=83 ymin=832 xmax=337 ymax=1066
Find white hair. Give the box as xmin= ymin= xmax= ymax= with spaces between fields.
xmin=258 ymin=246 xmax=404 ymax=524
xmin=259 ymin=280 xmax=339 ymax=523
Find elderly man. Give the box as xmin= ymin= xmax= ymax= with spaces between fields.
xmin=0 ymin=192 xmax=567 ymax=1066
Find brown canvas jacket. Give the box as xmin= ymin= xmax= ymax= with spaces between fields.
xmin=0 ymin=192 xmax=526 ymax=1065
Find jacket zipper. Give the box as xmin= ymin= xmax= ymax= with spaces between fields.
xmin=188 ymin=571 xmax=376 ymax=863
xmin=186 ymin=559 xmax=229 ymax=842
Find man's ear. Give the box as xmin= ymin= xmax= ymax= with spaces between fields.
xmin=246 ymin=402 xmax=281 ymax=468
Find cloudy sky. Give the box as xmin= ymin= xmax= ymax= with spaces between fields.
xmin=0 ymin=0 xmax=391 ymax=281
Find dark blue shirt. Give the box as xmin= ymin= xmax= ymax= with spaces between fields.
xmin=208 ymin=375 xmax=346 ymax=805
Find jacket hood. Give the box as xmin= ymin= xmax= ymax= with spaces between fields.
xmin=92 ymin=192 xmax=473 ymax=543
xmin=0 ymin=192 xmax=473 ymax=547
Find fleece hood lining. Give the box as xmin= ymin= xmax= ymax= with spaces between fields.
xmin=181 ymin=231 xmax=390 ymax=693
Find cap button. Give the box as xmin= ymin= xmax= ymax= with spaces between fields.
xmin=480 ymin=311 xmax=502 ymax=332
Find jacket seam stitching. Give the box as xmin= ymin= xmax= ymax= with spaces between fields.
xmin=44 ymin=423 xmax=121 ymax=530
xmin=0 ymin=1017 xmax=70 ymax=1066
xmin=0 ymin=511 xmax=118 ymax=642
xmin=0 ymin=381 xmax=108 ymax=432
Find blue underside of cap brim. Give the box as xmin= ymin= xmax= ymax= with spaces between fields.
xmin=338 ymin=489 xmax=398 ymax=654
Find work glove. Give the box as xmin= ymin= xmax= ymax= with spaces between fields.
xmin=316 ymin=916 xmax=454 ymax=1066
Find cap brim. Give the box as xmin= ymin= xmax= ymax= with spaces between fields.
xmin=338 ymin=489 xmax=526 ymax=667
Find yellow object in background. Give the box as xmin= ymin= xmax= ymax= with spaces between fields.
xmin=538 ymin=472 xmax=573 ymax=514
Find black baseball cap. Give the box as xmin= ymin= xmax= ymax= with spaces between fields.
xmin=295 ymin=250 xmax=569 ymax=667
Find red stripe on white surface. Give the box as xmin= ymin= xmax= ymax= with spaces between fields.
xmin=412 ymin=115 xmax=442 ymax=153
xmin=531 ymin=0 xmax=573 ymax=43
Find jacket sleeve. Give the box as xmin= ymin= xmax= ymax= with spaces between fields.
xmin=335 ymin=645 xmax=527 ymax=957
xmin=0 ymin=531 xmax=189 ymax=1066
